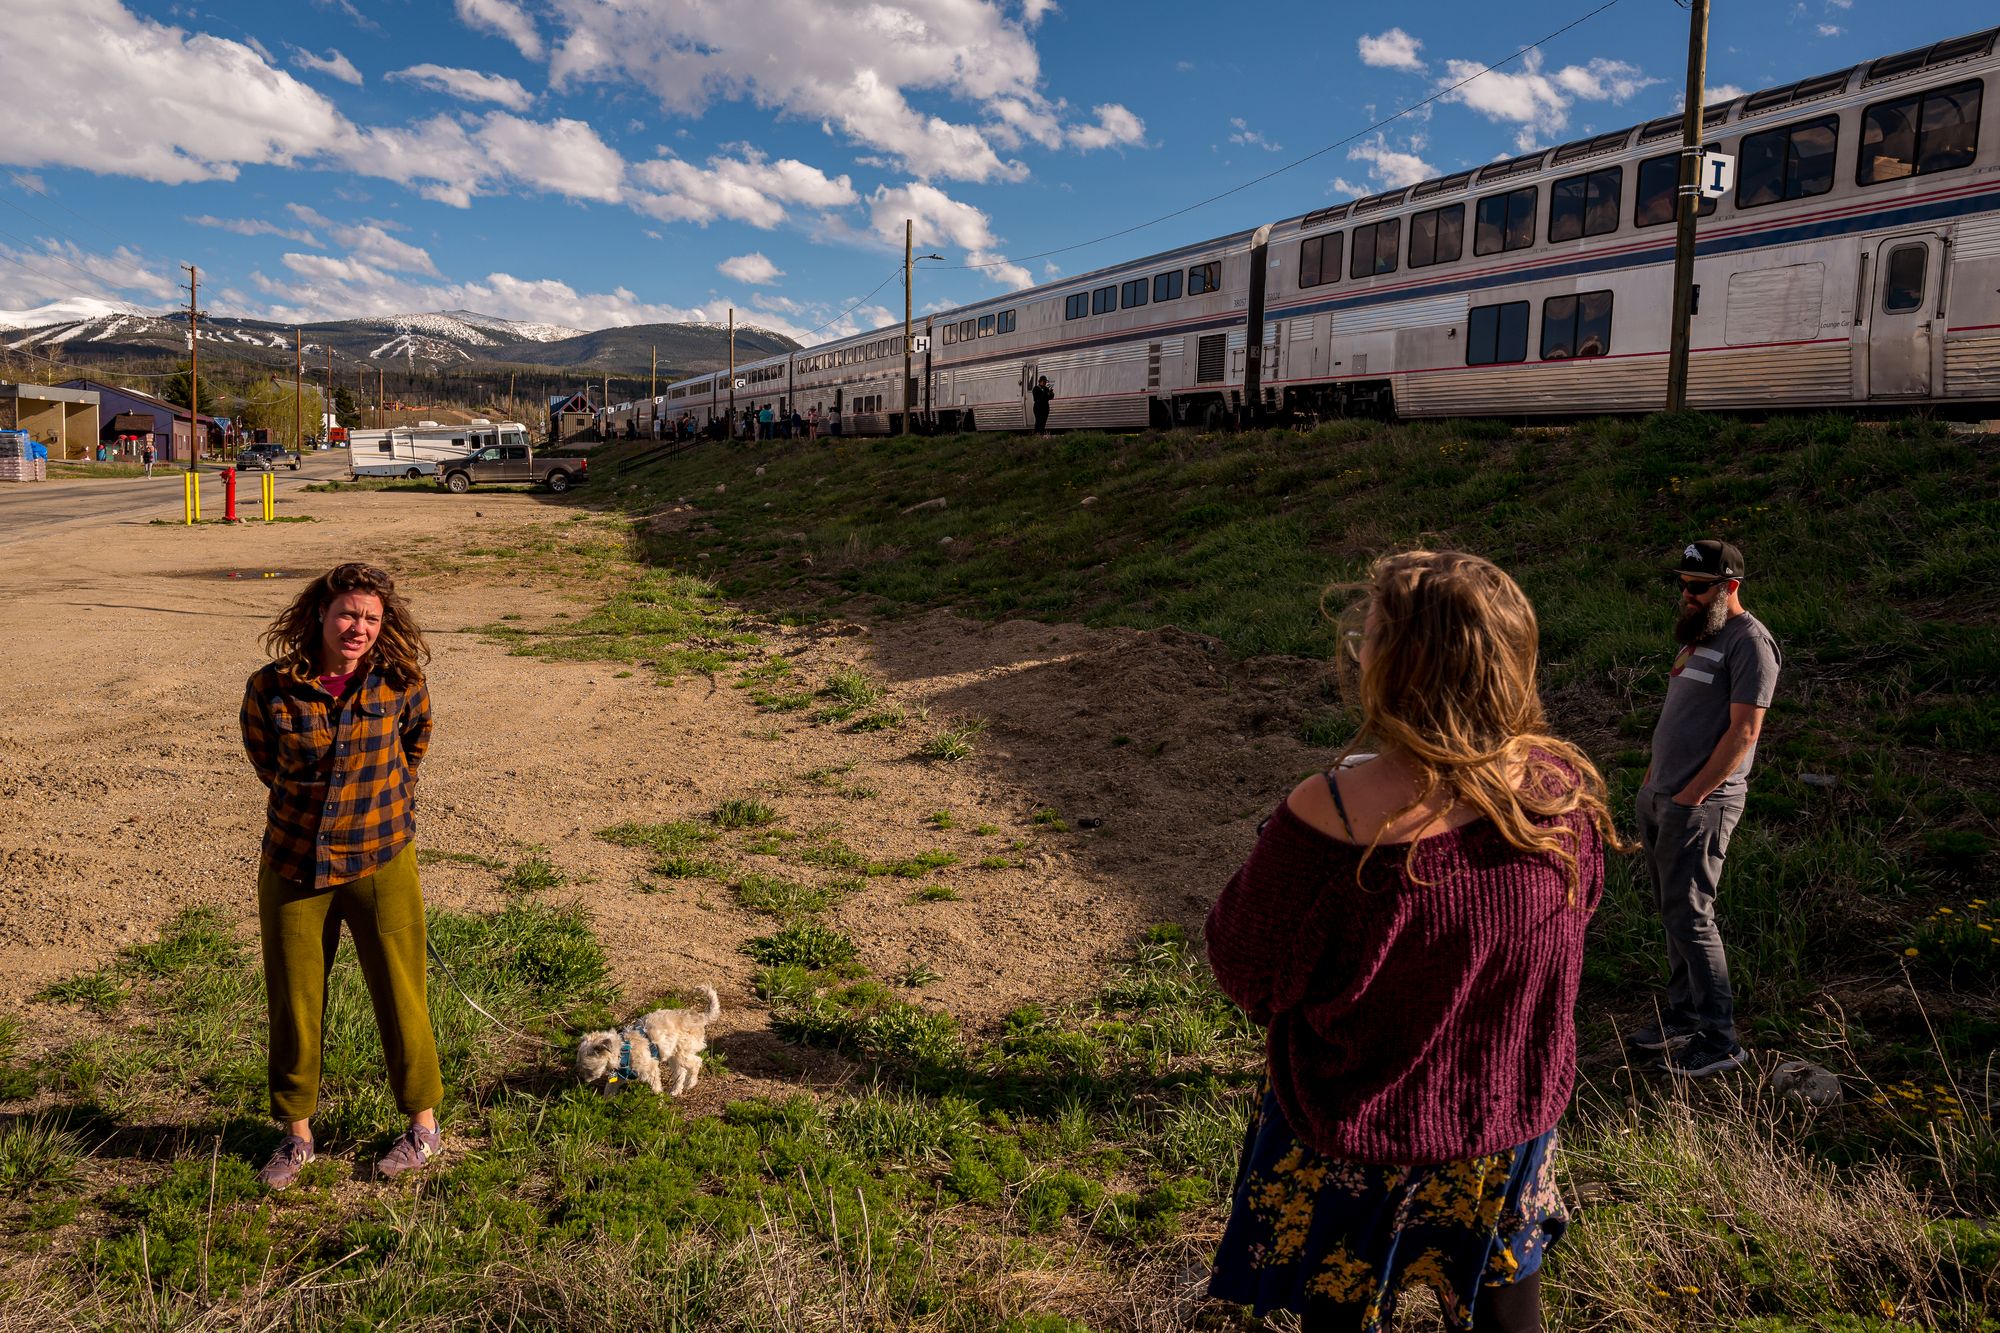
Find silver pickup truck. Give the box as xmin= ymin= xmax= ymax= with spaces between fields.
xmin=436 ymin=443 xmax=589 ymax=493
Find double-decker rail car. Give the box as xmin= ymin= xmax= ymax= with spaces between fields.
xmin=653 ymin=23 xmax=1995 ymax=429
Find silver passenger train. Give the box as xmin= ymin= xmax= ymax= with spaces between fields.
xmin=605 ymin=23 xmax=1996 ymax=436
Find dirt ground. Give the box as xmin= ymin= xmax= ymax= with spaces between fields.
xmin=0 ymin=468 xmax=1339 ymax=1107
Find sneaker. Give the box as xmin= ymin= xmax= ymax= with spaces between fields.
xmin=258 ymin=1135 xmax=314 ymax=1191
xmin=1624 ymin=1018 xmax=1703 ymax=1053
xmin=376 ymin=1123 xmax=442 ymax=1179
xmin=1666 ymin=1032 xmax=1748 ymax=1078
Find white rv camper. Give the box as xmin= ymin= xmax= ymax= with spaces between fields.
xmin=346 ymin=420 xmax=531 ymax=478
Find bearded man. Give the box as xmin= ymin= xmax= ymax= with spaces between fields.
xmin=1628 ymin=539 xmax=1782 ymax=1077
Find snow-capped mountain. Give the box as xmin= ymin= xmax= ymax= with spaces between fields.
xmin=0 ymin=309 xmax=793 ymax=376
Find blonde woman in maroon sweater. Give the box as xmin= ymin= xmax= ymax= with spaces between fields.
xmin=1206 ymin=550 xmax=1620 ymax=1333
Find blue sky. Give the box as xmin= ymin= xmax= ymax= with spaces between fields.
xmin=0 ymin=0 xmax=1989 ymax=343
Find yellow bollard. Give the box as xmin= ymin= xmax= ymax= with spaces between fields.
xmin=183 ymin=472 xmax=195 ymax=525
xmin=262 ymin=472 xmax=275 ymax=522
xmin=192 ymin=471 xmax=201 ymax=522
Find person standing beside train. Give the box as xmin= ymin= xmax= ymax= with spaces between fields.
xmin=1031 ymin=375 xmax=1054 ymax=433
xmin=1628 ymin=539 xmax=1781 ymax=1079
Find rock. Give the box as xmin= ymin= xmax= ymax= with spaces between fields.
xmin=755 ymin=465 xmax=766 ymax=476
xmin=715 ymin=483 xmax=726 ymax=493
xmin=1773 ymin=1059 xmax=1842 ymax=1107
xmin=903 ymin=496 xmax=948 ymax=514
xmin=1800 ymin=772 xmax=1838 ymax=788
xmin=938 ymin=536 xmax=954 ymax=546
xmin=1079 ymin=495 xmax=1098 ymax=507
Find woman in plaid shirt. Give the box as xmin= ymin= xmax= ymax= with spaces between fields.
xmin=240 ymin=562 xmax=443 ymax=1190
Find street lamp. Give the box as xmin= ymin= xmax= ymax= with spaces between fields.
xmin=902 ymin=235 xmax=945 ymax=436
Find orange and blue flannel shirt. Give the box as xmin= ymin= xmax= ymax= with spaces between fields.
xmin=240 ymin=663 xmax=432 ymax=890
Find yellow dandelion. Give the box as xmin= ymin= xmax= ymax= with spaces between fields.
xmin=1904 ymin=947 xmax=1919 ymax=957
xmin=1676 ymin=1285 xmax=1702 ymax=1295
xmin=1939 ymin=907 xmax=1953 ymax=915
xmin=1978 ymin=923 xmax=1992 ymax=932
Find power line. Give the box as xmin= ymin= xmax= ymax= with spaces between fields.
xmin=795 ymin=265 xmax=904 ymax=340
xmin=943 ymin=0 xmax=1630 ymax=270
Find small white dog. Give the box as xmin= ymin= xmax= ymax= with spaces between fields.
xmin=575 ymin=985 xmax=721 ymax=1096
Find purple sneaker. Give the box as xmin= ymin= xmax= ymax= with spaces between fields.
xmin=258 ymin=1135 xmax=314 ymax=1191
xmin=376 ymin=1123 xmax=443 ymax=1179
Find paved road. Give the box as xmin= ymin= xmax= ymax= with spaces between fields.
xmin=0 ymin=453 xmax=351 ymax=549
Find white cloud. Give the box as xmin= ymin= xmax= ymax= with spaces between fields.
xmin=0 ymin=236 xmax=181 ymax=314
xmin=0 ymin=0 xmax=351 ymax=185
xmin=186 ymin=214 xmax=325 ymax=246
xmin=864 ymin=181 xmax=1031 ymax=289
xmin=1825 ymin=0 xmax=1852 ymax=7
xmin=1358 ymin=28 xmax=1425 ymax=73
xmin=1347 ymin=136 xmax=1435 ymax=188
xmin=1438 ymin=49 xmax=1659 ymax=145
xmin=388 ymin=63 xmax=534 ymax=110
xmin=455 ymin=0 xmax=543 ymax=60
xmin=1816 ymin=24 xmax=1844 ymax=36
xmin=634 ymin=151 xmax=857 ymax=228
xmin=1068 ymin=103 xmax=1145 ymax=151
xmin=544 ymin=0 xmax=1116 ymax=182
xmin=1327 ymin=177 xmax=1367 ymax=199
xmin=327 ymin=222 xmax=438 ymax=276
xmin=9 ymin=172 xmax=49 ymax=194
xmin=1229 ymin=117 xmax=1282 ymax=153
xmin=719 ymin=253 xmax=783 ymax=285
xmin=1020 ymin=0 xmax=1057 ymax=26
xmin=350 ymin=112 xmax=628 ymax=207
xmin=292 ymin=46 xmax=362 ymax=85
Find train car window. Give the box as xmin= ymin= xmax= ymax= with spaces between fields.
xmin=942 ymin=324 xmax=957 ymax=346
xmin=1065 ymin=293 xmax=1088 ymax=320
xmin=1634 ymin=149 xmax=1720 ymax=226
xmin=978 ymin=314 xmax=996 ymax=337
xmin=1882 ymin=245 xmax=1927 ymax=312
xmin=1736 ymin=114 xmax=1839 ymax=208
xmin=998 ymin=309 xmax=1017 ymax=333
xmin=1549 ymin=166 xmax=1622 ymax=242
xmin=1350 ymin=219 xmax=1400 ymax=278
xmin=1408 ymin=205 xmax=1464 ymax=269
xmin=1121 ymin=278 xmax=1149 ymax=309
xmin=1540 ymin=290 xmax=1614 ymax=360
xmin=1466 ymin=301 xmax=1529 ymax=365
xmin=1859 ymin=80 xmax=1982 ymax=185
xmin=1092 ymin=285 xmax=1117 ymax=315
xmin=1474 ymin=186 xmax=1538 ymax=255
xmin=1154 ymin=269 xmax=1183 ymax=302
xmin=1188 ymin=261 xmax=1220 ymax=295
xmin=1298 ymin=233 xmax=1341 ymax=288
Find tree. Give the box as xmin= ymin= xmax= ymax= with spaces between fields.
xmin=238 ymin=378 xmax=328 ymax=448
xmin=160 ymin=363 xmax=225 ymax=416
xmin=333 ymin=386 xmax=362 ymax=428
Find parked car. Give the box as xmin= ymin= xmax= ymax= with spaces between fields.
xmin=235 ymin=443 xmax=300 ymax=471
xmin=436 ymin=441 xmax=588 ymax=493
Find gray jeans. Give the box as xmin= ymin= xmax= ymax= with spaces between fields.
xmin=1635 ymin=786 xmax=1746 ymax=1044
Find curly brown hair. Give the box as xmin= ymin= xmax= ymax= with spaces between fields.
xmin=1324 ymin=549 xmax=1628 ymax=898
xmin=261 ymin=562 xmax=429 ymax=687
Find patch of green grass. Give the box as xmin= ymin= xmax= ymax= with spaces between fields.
xmin=483 ymin=568 xmax=757 ymax=683
xmin=867 ymin=849 xmax=959 ymax=878
xmin=813 ymin=666 xmax=884 ymax=723
xmin=732 ymin=873 xmax=845 ymax=918
xmin=972 ymin=823 xmax=1001 ymax=836
xmin=976 ymin=855 xmax=1014 ymax=870
xmin=37 ymin=970 xmax=127 ymax=1013
xmin=926 ymin=810 xmax=955 ymax=829
xmin=708 ymin=797 xmax=778 ymax=829
xmin=416 ymin=848 xmax=507 ymax=871
xmin=911 ymin=884 xmax=961 ymax=903
xmin=0 ymin=1118 xmax=84 ymax=1197
xmin=920 ymin=716 xmax=986 ymax=763
xmin=742 ymin=919 xmax=859 ymax=969
xmin=848 ymin=704 xmax=910 ymax=732
xmin=895 ymin=963 xmax=943 ymax=988
xmin=1030 ymin=808 xmax=1070 ymax=833
xmin=499 ymin=854 xmax=567 ymax=896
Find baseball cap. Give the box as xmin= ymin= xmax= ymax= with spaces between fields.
xmin=1671 ymin=539 xmax=1745 ymax=582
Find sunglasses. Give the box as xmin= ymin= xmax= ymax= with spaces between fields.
xmin=1677 ymin=576 xmax=1724 ymax=594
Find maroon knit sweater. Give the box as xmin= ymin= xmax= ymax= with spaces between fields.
xmin=1206 ymin=787 xmax=1603 ymax=1166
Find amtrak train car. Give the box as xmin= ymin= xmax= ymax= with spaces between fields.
xmin=654 ymin=23 xmax=1994 ymax=430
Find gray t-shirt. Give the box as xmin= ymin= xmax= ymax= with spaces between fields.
xmin=1647 ymin=610 xmax=1782 ymax=801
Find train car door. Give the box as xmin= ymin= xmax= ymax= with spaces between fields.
xmin=1020 ymin=361 xmax=1039 ymax=423
xmin=1869 ymin=235 xmax=1940 ymax=398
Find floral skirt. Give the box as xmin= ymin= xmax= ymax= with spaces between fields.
xmin=1208 ymin=1087 xmax=1566 ymax=1331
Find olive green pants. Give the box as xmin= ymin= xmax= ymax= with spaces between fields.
xmin=257 ymin=843 xmax=444 ymax=1122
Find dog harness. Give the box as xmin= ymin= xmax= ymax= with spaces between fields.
xmin=609 ymin=1026 xmax=665 ymax=1085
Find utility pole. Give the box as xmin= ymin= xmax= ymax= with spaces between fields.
xmin=326 ymin=342 xmax=334 ymax=442
xmin=377 ymin=367 xmax=385 ymax=429
xmin=181 ymin=263 xmax=200 ymax=471
xmin=727 ymin=307 xmax=736 ymax=426
xmin=293 ymin=328 xmax=303 ymax=453
xmin=509 ymin=372 xmax=516 ymax=423
xmin=650 ymin=345 xmax=657 ymax=402
xmin=1665 ymin=0 xmax=1709 ymax=413
xmin=902 ymin=219 xmax=914 ymax=438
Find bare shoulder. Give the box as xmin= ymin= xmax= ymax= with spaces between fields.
xmin=1285 ymin=761 xmax=1378 ymax=844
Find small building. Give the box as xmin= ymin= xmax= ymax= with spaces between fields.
xmin=549 ymin=393 xmax=595 ymax=444
xmin=58 ymin=379 xmax=219 ymax=462
xmin=0 ymin=382 xmax=99 ymax=461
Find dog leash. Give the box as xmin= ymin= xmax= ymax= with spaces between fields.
xmin=425 ymin=937 xmax=548 ymax=1046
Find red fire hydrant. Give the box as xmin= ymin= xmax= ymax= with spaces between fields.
xmin=223 ymin=467 xmax=237 ymax=522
